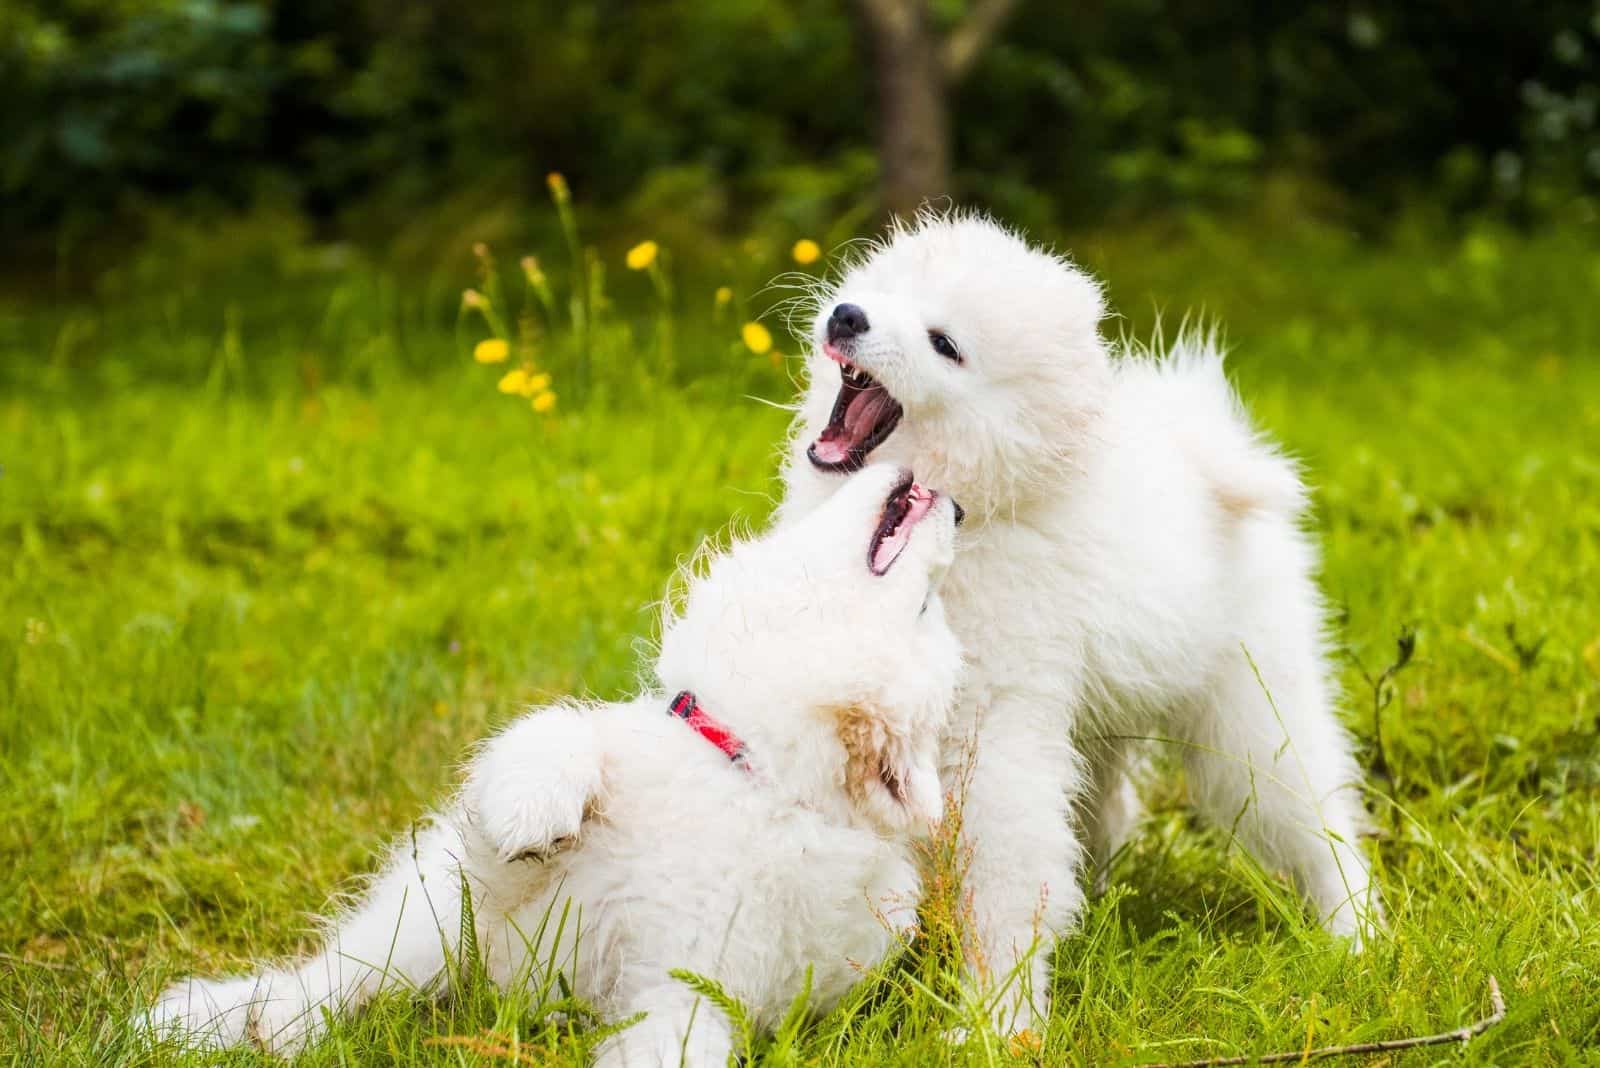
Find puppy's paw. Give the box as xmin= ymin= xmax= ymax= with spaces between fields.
xmin=247 ymin=972 xmax=324 ymax=1055
xmin=466 ymin=708 xmax=602 ymax=864
xmin=471 ymin=767 xmax=591 ymax=863
xmin=1324 ymin=893 xmax=1384 ymax=951
xmin=141 ymin=975 xmax=261 ymax=1049
xmin=593 ymin=1013 xmax=732 ymax=1068
xmin=953 ymin=962 xmax=1049 ymax=1040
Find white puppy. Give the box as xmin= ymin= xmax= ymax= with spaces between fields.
xmin=145 ymin=463 xmax=963 ymax=1065
xmin=780 ymin=212 xmax=1379 ymax=1032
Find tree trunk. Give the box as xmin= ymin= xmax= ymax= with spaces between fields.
xmin=860 ymin=0 xmax=952 ymax=218
xmin=854 ymin=0 xmax=1021 ymax=219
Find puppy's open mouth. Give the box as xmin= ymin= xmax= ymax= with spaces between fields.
xmin=869 ymin=474 xmax=936 ymax=576
xmin=807 ymin=344 xmax=903 ymax=473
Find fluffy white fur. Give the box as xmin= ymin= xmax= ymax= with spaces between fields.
xmin=780 ymin=212 xmax=1380 ymax=1032
xmin=145 ymin=463 xmax=963 ymax=1065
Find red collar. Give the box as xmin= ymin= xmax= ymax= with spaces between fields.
xmin=668 ymin=691 xmax=752 ymax=773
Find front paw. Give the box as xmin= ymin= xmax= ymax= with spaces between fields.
xmin=958 ymin=955 xmax=1050 ymax=1038
xmin=465 ymin=707 xmax=602 ymax=864
xmin=472 ymin=774 xmax=588 ymax=863
xmin=941 ymin=1026 xmax=1044 ymax=1057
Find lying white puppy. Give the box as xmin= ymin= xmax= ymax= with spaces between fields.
xmin=780 ymin=212 xmax=1379 ymax=1031
xmin=145 ymin=463 xmax=963 ymax=1065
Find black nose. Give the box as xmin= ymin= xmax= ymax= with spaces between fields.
xmin=952 ymin=500 xmax=966 ymax=526
xmin=827 ymin=303 xmax=870 ymax=342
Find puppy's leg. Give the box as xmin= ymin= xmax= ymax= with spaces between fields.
xmin=866 ymin=852 xmax=923 ymax=941
xmin=144 ymin=819 xmax=479 ymax=1053
xmin=466 ymin=703 xmax=603 ymax=863
xmin=249 ymin=819 xmax=486 ymax=1053
xmin=147 ymin=709 xmax=602 ymax=1054
xmin=1078 ymin=735 xmax=1143 ymax=890
xmin=594 ymin=980 xmax=734 ymax=1068
xmin=1182 ymin=639 xmax=1378 ymax=941
xmin=142 ymin=974 xmax=261 ymax=1049
xmin=958 ymin=697 xmax=1085 ymax=1034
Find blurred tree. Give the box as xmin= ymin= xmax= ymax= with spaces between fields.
xmin=852 ymin=0 xmax=1019 ymax=216
xmin=1 ymin=0 xmax=279 ymax=231
xmin=1 ymin=0 xmax=1595 ymax=260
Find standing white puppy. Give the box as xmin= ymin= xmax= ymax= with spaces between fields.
xmin=146 ymin=464 xmax=964 ymax=1065
xmin=780 ymin=212 xmax=1378 ymax=1032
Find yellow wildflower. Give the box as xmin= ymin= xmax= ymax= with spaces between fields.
xmin=792 ymin=239 xmax=821 ymax=265
xmin=742 ymin=321 xmax=773 ymax=355
xmin=715 ymin=286 xmax=733 ymax=305
xmin=474 ymin=338 xmax=510 ymax=364
xmin=532 ymin=390 xmax=558 ymax=413
xmin=626 ymin=241 xmax=659 ymax=271
xmin=547 ymin=172 xmax=570 ymax=201
xmin=498 ymin=368 xmax=552 ymax=397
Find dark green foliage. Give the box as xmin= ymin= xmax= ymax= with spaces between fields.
xmin=4 ymin=0 xmax=1599 ymax=248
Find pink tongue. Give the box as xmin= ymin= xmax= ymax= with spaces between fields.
xmin=813 ymin=387 xmax=894 ymax=464
xmin=812 ymin=435 xmax=851 ymax=464
xmin=846 ymin=387 xmax=896 ymax=439
xmin=871 ymin=489 xmax=935 ymax=573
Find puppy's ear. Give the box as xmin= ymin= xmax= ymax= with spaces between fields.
xmin=835 ymin=704 xmax=943 ymax=832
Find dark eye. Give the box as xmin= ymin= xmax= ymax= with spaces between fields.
xmin=928 ymin=331 xmax=961 ymax=363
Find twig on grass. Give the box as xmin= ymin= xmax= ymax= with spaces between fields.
xmin=1145 ymin=975 xmax=1505 ymax=1068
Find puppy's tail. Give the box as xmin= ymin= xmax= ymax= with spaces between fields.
xmin=1143 ymin=328 xmax=1308 ymax=521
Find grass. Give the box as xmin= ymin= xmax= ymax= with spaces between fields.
xmin=3 ymin=208 xmax=1599 ymax=1065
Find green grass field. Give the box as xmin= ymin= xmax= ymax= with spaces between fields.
xmin=3 ymin=213 xmax=1599 ymax=1064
